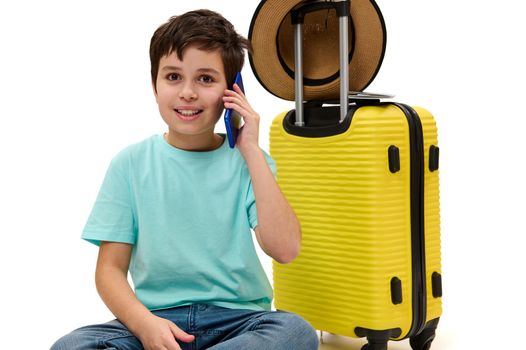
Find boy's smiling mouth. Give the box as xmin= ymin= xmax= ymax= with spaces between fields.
xmin=175 ymin=108 xmax=203 ymax=121
xmin=176 ymin=109 xmax=202 ymax=116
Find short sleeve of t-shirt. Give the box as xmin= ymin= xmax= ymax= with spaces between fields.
xmin=246 ymin=151 xmax=277 ymax=229
xmin=82 ymin=150 xmax=136 ymax=246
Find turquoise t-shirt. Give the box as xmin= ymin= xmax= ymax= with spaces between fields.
xmin=82 ymin=134 xmax=275 ymax=311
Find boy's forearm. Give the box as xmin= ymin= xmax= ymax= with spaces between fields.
xmin=95 ymin=265 xmax=153 ymax=335
xmin=243 ymin=147 xmax=301 ymax=263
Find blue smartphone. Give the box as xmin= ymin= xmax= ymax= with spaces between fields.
xmin=224 ymin=72 xmax=244 ymax=148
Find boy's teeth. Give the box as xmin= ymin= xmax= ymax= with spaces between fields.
xmin=177 ymin=109 xmax=200 ymax=116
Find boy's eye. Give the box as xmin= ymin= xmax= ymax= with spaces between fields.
xmin=167 ymin=73 xmax=180 ymax=81
xmin=198 ymin=75 xmax=214 ymax=84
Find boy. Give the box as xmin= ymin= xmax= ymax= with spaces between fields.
xmin=50 ymin=9 xmax=319 ymax=350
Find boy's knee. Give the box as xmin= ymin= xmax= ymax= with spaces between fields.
xmin=50 ymin=328 xmax=100 ymax=350
xmin=275 ymin=312 xmax=319 ymax=350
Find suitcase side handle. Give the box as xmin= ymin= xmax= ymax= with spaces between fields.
xmin=291 ymin=0 xmax=351 ymax=126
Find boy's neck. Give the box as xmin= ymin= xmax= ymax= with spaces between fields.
xmin=163 ymin=131 xmax=224 ymax=152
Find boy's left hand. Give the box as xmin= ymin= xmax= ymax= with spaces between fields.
xmin=223 ymin=84 xmax=260 ymax=156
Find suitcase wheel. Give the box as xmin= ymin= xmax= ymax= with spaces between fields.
xmin=361 ymin=343 xmax=387 ymax=350
xmin=410 ymin=337 xmax=433 ymax=350
xmin=409 ymin=318 xmax=439 ymax=350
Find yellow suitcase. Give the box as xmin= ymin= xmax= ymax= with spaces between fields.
xmin=250 ymin=1 xmax=442 ymax=348
xmin=270 ymin=102 xmax=442 ymax=350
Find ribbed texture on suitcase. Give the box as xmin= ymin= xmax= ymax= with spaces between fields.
xmin=270 ymin=105 xmax=422 ymax=338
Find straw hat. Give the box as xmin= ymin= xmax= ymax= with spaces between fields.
xmin=248 ymin=0 xmax=386 ymax=101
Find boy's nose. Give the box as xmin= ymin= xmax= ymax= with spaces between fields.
xmin=179 ymin=82 xmax=197 ymax=101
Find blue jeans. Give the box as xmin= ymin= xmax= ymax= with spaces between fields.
xmin=50 ymin=304 xmax=319 ymax=350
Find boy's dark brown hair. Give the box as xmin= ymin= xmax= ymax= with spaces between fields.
xmin=150 ymin=9 xmax=251 ymax=91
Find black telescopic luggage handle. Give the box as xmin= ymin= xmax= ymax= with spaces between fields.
xmin=291 ymin=0 xmax=351 ymax=126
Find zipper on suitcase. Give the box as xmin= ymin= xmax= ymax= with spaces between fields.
xmin=391 ymin=103 xmax=427 ymax=338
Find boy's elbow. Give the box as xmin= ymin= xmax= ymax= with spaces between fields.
xmin=274 ymin=235 xmax=301 ymax=264
xmin=275 ymin=251 xmax=298 ymax=264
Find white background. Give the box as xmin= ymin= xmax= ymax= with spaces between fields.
xmin=1 ymin=1 xmax=525 ymax=349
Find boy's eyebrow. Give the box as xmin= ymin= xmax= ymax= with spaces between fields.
xmin=196 ymin=68 xmax=221 ymax=75
xmin=160 ymin=66 xmax=221 ymax=75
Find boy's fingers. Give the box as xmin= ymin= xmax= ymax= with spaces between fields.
xmin=222 ymin=96 xmax=243 ymax=105
xmin=225 ymin=86 xmax=247 ymax=102
xmin=223 ymin=89 xmax=257 ymax=118
xmin=232 ymin=83 xmax=245 ymax=96
xmin=169 ymin=323 xmax=195 ymax=343
xmin=224 ymin=90 xmax=243 ymax=103
xmin=223 ymin=94 xmax=246 ymax=110
xmin=224 ymin=103 xmax=251 ymax=120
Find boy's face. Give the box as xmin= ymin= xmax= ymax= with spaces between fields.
xmin=153 ymin=45 xmax=227 ymax=143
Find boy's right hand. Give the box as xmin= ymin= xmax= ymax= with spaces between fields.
xmin=134 ymin=314 xmax=195 ymax=350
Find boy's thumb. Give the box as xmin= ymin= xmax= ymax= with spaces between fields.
xmin=169 ymin=323 xmax=195 ymax=343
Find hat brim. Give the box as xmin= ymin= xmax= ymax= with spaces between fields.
xmin=249 ymin=0 xmax=386 ymax=101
